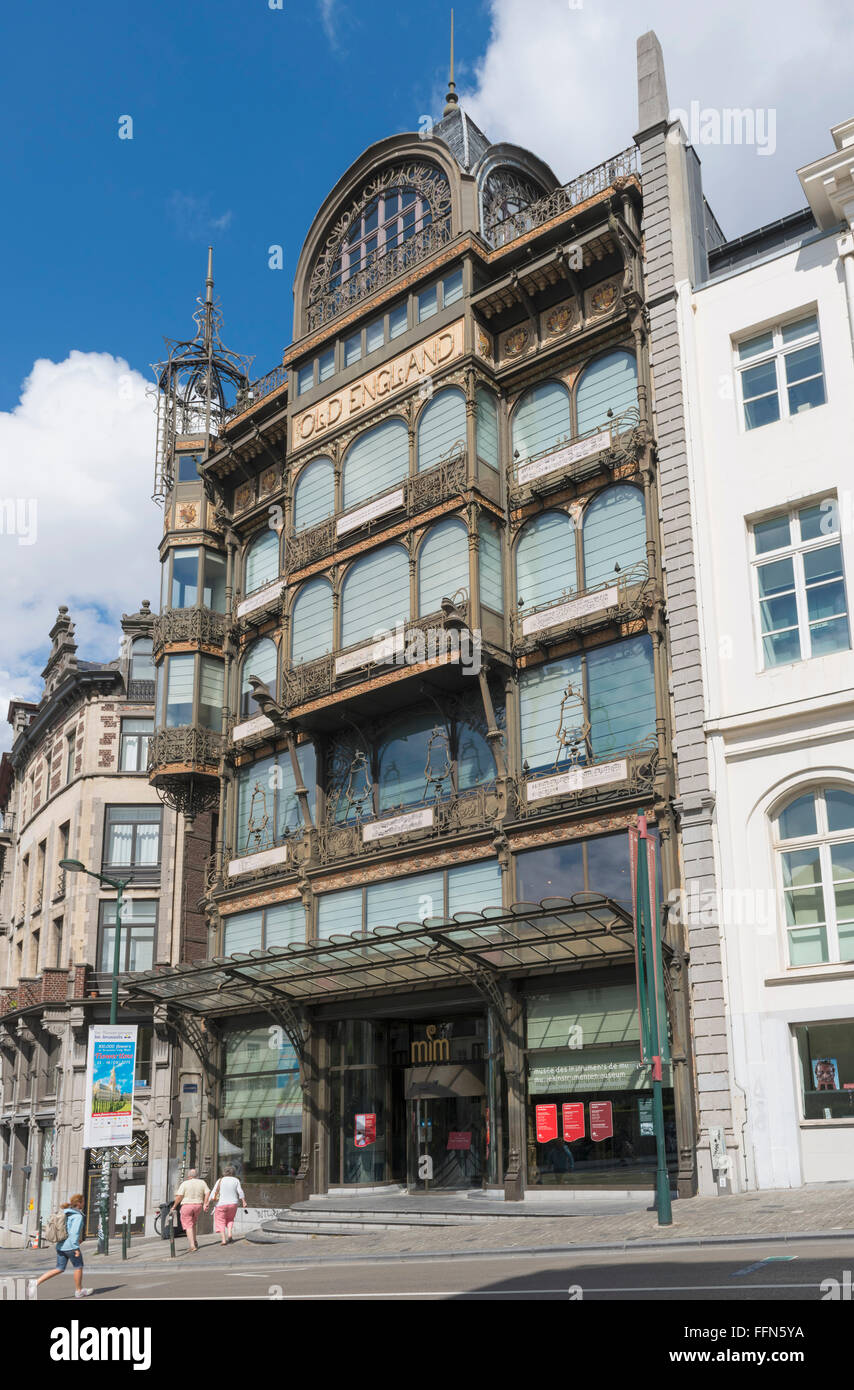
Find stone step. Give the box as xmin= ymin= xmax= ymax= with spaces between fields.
xmin=282 ymin=1207 xmax=491 ymax=1226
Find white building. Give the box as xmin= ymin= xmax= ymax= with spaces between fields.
xmin=673 ymin=118 xmax=854 ymax=1187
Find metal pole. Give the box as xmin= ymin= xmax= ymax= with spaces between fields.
xmin=169 ymin=1212 xmax=176 ymax=1259
xmin=637 ymin=814 xmax=672 ymax=1226
xmin=98 ymin=879 xmax=125 ymax=1255
xmin=122 ymin=1217 xmax=128 ymax=1261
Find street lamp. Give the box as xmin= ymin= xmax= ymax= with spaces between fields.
xmin=60 ymin=858 xmax=132 ymax=1253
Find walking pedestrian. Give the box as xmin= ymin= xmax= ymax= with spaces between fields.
xmin=29 ymin=1194 xmax=92 ymax=1299
xmin=205 ymin=1166 xmax=248 ymax=1245
xmin=170 ymin=1168 xmax=210 ymax=1252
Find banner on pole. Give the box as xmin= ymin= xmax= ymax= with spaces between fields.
xmin=83 ymin=1025 xmax=137 ymax=1148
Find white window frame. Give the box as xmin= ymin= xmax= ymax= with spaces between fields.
xmin=749 ymin=497 xmax=849 ymax=670
xmin=734 ymin=311 xmax=826 ymax=432
xmin=774 ymin=787 xmax=854 ymax=970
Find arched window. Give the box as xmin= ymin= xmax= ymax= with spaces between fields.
xmin=294 ymin=457 xmax=335 ymax=531
xmin=512 ymin=382 xmax=571 ymax=463
xmin=417 ymin=388 xmax=466 ymax=472
xmin=476 ymin=388 xmax=499 ymax=469
xmin=342 ymin=419 xmax=408 ymax=512
xmin=775 ymin=787 xmax=854 ymax=967
xmin=340 ymin=544 xmax=410 ymax=648
xmin=515 ymin=511 xmax=577 ymax=610
xmin=291 ymin=577 xmax=334 ymax=666
xmin=418 ymin=518 xmax=469 ymax=616
xmin=582 ymin=485 xmax=646 ymax=590
xmin=244 ymin=528 xmax=279 ymax=595
xmin=240 ymin=638 xmax=278 ymax=718
xmin=575 ymin=350 xmax=638 ymax=435
xmin=130 ymin=638 xmax=154 ymax=683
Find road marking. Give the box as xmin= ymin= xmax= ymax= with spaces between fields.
xmin=732 ymin=1257 xmax=796 ymax=1277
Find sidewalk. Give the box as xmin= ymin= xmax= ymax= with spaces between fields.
xmin=2 ymin=1182 xmax=853 ymax=1271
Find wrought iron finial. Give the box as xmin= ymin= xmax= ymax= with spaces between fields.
xmin=444 ymin=10 xmax=459 ymax=114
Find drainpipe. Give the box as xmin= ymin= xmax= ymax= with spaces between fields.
xmin=838 ymin=225 xmax=854 ymax=361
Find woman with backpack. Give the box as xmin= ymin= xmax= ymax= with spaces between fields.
xmin=29 ymin=1195 xmax=92 ymax=1299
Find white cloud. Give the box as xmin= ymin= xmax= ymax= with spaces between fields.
xmin=0 ymin=351 xmax=161 ymax=753
xmin=461 ymin=0 xmax=853 ymax=235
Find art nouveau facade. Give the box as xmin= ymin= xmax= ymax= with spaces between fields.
xmin=0 ymin=606 xmax=211 ymax=1245
xmin=669 ymin=109 xmax=854 ymax=1186
xmin=133 ymin=72 xmax=709 ymax=1209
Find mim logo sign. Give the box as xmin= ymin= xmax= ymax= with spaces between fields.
xmin=410 ymin=1024 xmax=450 ymax=1064
xmin=50 ymin=1321 xmax=152 ymax=1371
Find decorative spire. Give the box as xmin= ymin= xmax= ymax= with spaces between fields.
xmin=444 ymin=9 xmax=459 ymax=115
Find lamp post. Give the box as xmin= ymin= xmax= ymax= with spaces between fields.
xmin=60 ymin=859 xmax=131 ymax=1253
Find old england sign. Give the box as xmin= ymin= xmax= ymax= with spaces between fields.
xmin=291 ymin=318 xmax=464 ymax=449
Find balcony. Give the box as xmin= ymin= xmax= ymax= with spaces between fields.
xmin=307 ymin=217 xmax=454 ymax=334
xmin=317 ymin=782 xmax=503 ymax=866
xmin=511 ymin=563 xmax=659 ymax=656
xmin=511 ymin=737 xmax=659 ymax=819
xmin=284 ymin=450 xmax=468 ymax=578
xmin=149 ymin=726 xmax=223 ymax=771
xmin=508 ymin=408 xmax=645 ymax=508
xmin=234 ymin=581 xmax=285 ymax=629
xmin=229 ymin=363 xmax=288 ymax=422
xmin=0 ymin=813 xmax=15 ymax=843
xmin=152 ymin=607 xmax=228 ymax=655
xmin=484 ymin=146 xmax=639 ymax=251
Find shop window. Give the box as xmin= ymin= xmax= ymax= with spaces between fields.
xmin=102 ymin=806 xmax=161 ymax=878
xmin=291 ymin=577 xmax=334 ymax=666
xmin=235 ymin=746 xmax=316 ymax=854
xmin=775 ymin=786 xmax=854 ymax=967
xmin=342 ymin=418 xmax=409 ymax=512
xmin=240 ymin=638 xmax=278 ymax=718
xmin=512 ymin=381 xmax=571 ymax=464
xmin=244 ymin=528 xmax=279 ymax=595
xmin=751 ymin=499 xmax=849 ymax=667
xmin=293 ymin=456 xmax=335 ymax=532
xmin=98 ymin=898 xmax=157 ymax=973
xmin=516 ymin=511 xmax=577 ymax=611
xmin=340 ymin=544 xmax=410 ymax=648
xmin=794 ymin=1021 xmax=854 ymax=1120
xmin=220 ymin=1024 xmax=302 ymax=1184
xmin=575 ymin=350 xmax=638 ymax=435
xmin=417 ymin=517 xmax=469 ymax=616
xmin=417 ymin=387 xmax=466 ymax=472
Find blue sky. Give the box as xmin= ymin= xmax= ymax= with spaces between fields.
xmin=1 ymin=0 xmax=851 ymax=747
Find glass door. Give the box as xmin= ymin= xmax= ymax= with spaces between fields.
xmin=408 ymin=1096 xmax=484 ymax=1190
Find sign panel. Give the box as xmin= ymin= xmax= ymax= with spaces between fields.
xmin=589 ymin=1100 xmax=614 ymax=1143
xmin=446 ymin=1131 xmax=472 ymax=1151
xmin=335 ymin=629 xmax=405 ymax=676
xmin=526 ymin=759 xmax=628 ymax=803
xmin=535 ymin=1103 xmax=558 ymax=1143
xmin=638 ymin=1095 xmax=654 ymax=1137
xmin=528 ymin=1048 xmax=662 ymax=1094
xmin=337 ymin=488 xmax=405 ymax=536
xmin=231 ymin=713 xmax=275 ymax=743
xmin=517 ymin=429 xmax=611 ymax=485
xmin=362 ymin=806 xmax=433 ymax=843
xmin=83 ymin=1025 xmax=137 ymax=1149
xmin=354 ymin=1113 xmax=377 ymax=1148
xmin=562 ymin=1102 xmax=585 ymax=1143
xmin=522 ymin=586 xmax=619 ymax=637
xmin=236 ymin=580 xmax=281 ymax=619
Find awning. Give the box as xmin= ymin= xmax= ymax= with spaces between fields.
xmin=124 ymin=894 xmax=634 ymax=1019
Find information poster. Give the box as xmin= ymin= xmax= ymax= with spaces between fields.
xmin=638 ymin=1096 xmax=654 ymax=1136
xmin=562 ymin=1102 xmax=585 ymax=1143
xmin=447 ymin=1131 xmax=472 ymax=1150
xmin=590 ymin=1100 xmax=614 ymax=1142
xmin=535 ymin=1103 xmax=558 ymax=1143
xmin=83 ymin=1024 xmax=137 ymax=1148
xmin=354 ymin=1113 xmax=376 ymax=1147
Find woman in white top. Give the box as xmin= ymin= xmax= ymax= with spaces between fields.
xmin=204 ymin=1166 xmax=248 ymax=1245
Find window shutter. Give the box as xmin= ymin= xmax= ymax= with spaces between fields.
xmin=223 ymin=909 xmax=264 ymax=955
xmin=516 ymin=511 xmax=577 ymax=608
xmin=341 ymin=545 xmax=410 ymax=647
xmin=512 ymin=382 xmax=571 ymax=463
xmin=448 ymin=861 xmax=502 ymax=914
xmin=519 ymin=655 xmax=583 ymax=773
xmin=291 ymin=578 xmax=334 ymax=664
xmin=264 ymin=900 xmax=306 ymax=949
xmin=582 ymin=484 xmax=646 ymax=590
xmin=316 ymin=887 xmax=363 ymax=940
xmin=294 ymin=457 xmax=335 ymax=531
xmin=587 ymin=635 xmax=655 ymax=759
xmin=479 ymin=516 xmax=504 ymax=612
xmin=416 ymin=388 xmax=466 ymax=472
xmin=342 ymin=419 xmax=408 ymax=510
xmin=418 ymin=518 xmax=469 ymax=615
xmin=245 ymin=529 xmax=279 ymax=593
xmin=366 ymin=871 xmax=445 ymax=929
xmin=476 ymin=389 xmax=499 ymax=469
xmin=575 ymin=350 xmax=638 ymax=434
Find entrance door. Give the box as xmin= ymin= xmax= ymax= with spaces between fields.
xmin=408 ymin=1096 xmax=484 ymax=1190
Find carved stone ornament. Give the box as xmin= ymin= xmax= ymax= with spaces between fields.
xmin=503 ymin=326 xmax=530 ymax=358
xmin=177 ymin=502 xmax=198 ymax=529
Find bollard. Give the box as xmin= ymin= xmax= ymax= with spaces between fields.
xmin=126 ymin=1212 xmax=131 ymax=1247
xmin=37 ymin=1222 xmax=42 ymax=1250
xmin=121 ymin=1218 xmax=128 ymax=1261
xmin=169 ymin=1213 xmax=176 ymax=1259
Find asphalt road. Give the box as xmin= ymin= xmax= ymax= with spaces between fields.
xmin=13 ymin=1238 xmax=853 ymax=1300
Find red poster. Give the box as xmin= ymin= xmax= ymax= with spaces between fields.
xmin=589 ymin=1100 xmax=613 ymax=1142
xmin=447 ymin=1131 xmax=472 ymax=1151
xmin=562 ymin=1102 xmax=585 ymax=1143
xmin=535 ymin=1103 xmax=558 ymax=1143
xmin=354 ymin=1112 xmax=376 ymax=1147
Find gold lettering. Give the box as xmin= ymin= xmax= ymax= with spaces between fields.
xmin=432 ymin=1037 xmax=450 ymax=1061
xmin=411 ymin=1040 xmax=430 ymax=1063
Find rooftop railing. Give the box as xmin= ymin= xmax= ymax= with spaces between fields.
xmin=484 ymin=146 xmax=639 ymax=250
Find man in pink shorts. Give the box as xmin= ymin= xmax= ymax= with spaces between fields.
xmin=170 ymin=1169 xmax=210 ymax=1253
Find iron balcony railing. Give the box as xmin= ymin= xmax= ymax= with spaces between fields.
xmin=508 ymin=407 xmax=644 ymax=506
xmin=152 ymin=606 xmax=228 ymax=655
xmin=0 ymin=813 xmax=16 ymax=837
xmin=285 ymin=448 xmax=467 ymax=576
xmin=510 ymin=562 xmax=657 ymax=652
xmin=307 ymin=217 xmax=454 ymax=333
xmin=149 ymin=725 xmax=224 ymax=770
xmin=511 ymin=736 xmax=659 ymax=818
xmin=316 ymin=782 xmax=502 ymax=866
xmin=231 ymin=363 xmax=288 ymax=417
xmin=484 ymin=146 xmax=639 ymax=250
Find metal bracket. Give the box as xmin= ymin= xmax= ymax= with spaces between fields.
xmin=425 ymin=932 xmax=508 ymax=1031
xmin=264 ymin=992 xmax=306 ymax=1064
xmin=167 ymin=1009 xmax=219 ymax=1090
